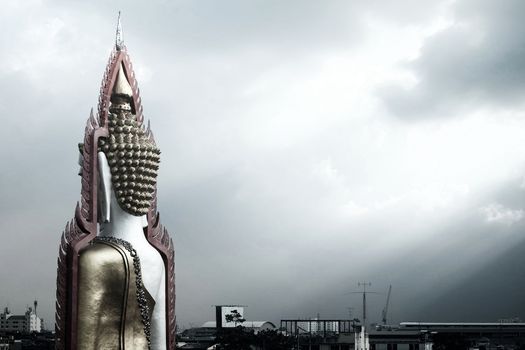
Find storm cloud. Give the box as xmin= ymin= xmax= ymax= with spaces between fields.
xmin=380 ymin=0 xmax=525 ymax=119
xmin=0 ymin=0 xmax=524 ymax=330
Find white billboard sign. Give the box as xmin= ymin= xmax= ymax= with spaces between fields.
xmin=220 ymin=306 xmax=245 ymax=328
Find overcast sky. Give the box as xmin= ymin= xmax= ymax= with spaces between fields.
xmin=1 ymin=0 xmax=525 ymax=330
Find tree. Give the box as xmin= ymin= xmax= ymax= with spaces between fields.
xmin=216 ymin=310 xmax=251 ymax=350
xmin=224 ymin=309 xmax=246 ymax=327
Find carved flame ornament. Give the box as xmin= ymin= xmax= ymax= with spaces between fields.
xmin=55 ymin=18 xmax=175 ymax=349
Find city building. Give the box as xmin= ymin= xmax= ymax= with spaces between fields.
xmin=280 ymin=319 xmax=525 ymax=350
xmin=0 ymin=301 xmax=42 ymax=333
xmin=177 ymin=305 xmax=277 ymax=349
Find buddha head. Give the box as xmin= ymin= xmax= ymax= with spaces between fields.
xmin=97 ymin=63 xmax=161 ymax=216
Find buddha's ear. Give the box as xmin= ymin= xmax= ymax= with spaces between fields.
xmin=98 ymin=152 xmax=112 ymax=223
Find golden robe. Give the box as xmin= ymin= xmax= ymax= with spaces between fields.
xmin=77 ymin=240 xmax=155 ymax=350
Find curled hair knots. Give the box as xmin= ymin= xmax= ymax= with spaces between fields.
xmin=98 ymin=109 xmax=161 ymax=216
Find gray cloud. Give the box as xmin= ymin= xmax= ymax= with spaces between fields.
xmin=380 ymin=0 xmax=525 ymax=119
xmin=1 ymin=0 xmax=525 ymax=331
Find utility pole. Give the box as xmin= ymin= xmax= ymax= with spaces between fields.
xmin=349 ymin=282 xmax=378 ymax=329
xmin=347 ymin=281 xmax=376 ymax=350
xmin=357 ymin=281 xmax=372 ymax=329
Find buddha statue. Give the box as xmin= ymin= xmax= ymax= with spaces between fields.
xmin=55 ymin=18 xmax=175 ymax=350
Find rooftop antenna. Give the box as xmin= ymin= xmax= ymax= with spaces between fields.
xmin=115 ymin=11 xmax=124 ymax=51
xmin=349 ymin=281 xmax=378 ymax=331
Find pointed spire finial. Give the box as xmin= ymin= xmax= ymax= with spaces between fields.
xmin=115 ymin=11 xmax=124 ymax=51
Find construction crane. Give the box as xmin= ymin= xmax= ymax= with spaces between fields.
xmin=381 ymin=285 xmax=392 ymax=325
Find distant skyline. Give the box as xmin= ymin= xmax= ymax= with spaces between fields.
xmin=1 ymin=0 xmax=525 ymax=329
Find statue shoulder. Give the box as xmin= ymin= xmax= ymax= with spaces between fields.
xmin=79 ymin=240 xmax=131 ymax=275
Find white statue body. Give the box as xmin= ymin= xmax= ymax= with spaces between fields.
xmin=98 ymin=152 xmax=167 ymax=350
